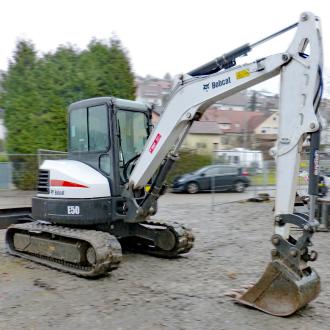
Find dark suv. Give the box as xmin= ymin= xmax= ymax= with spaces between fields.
xmin=172 ymin=165 xmax=250 ymax=193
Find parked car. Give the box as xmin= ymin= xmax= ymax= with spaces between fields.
xmin=172 ymin=165 xmax=250 ymax=194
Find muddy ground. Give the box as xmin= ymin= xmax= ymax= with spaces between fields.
xmin=0 ymin=192 xmax=329 ymax=330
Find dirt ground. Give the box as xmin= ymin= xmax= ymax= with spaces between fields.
xmin=0 ymin=192 xmax=329 ymax=330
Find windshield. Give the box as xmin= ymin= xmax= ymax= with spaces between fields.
xmin=117 ymin=110 xmax=149 ymax=164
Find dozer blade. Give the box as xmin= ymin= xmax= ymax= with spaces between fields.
xmin=233 ymin=260 xmax=320 ymax=316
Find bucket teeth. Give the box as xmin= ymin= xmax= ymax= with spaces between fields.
xmin=224 ymin=289 xmax=246 ymax=299
xmin=224 ymin=285 xmax=254 ymax=299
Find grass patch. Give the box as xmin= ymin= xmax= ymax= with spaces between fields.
xmin=251 ymin=170 xmax=308 ymax=186
xmin=0 ymin=154 xmax=8 ymax=162
xmin=251 ymin=172 xmax=276 ymax=185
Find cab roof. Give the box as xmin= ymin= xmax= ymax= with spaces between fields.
xmin=68 ymin=96 xmax=151 ymax=112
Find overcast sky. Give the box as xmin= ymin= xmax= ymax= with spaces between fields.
xmin=1 ymin=0 xmax=329 ymax=94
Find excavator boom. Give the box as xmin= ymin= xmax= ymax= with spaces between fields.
xmin=126 ymin=12 xmax=323 ymax=316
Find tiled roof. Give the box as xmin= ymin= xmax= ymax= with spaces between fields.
xmin=201 ymin=108 xmax=270 ymax=133
xmin=219 ymin=92 xmax=249 ymax=106
xmin=189 ymin=121 xmax=222 ymax=135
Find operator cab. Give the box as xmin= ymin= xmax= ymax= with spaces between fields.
xmin=68 ymin=97 xmax=153 ymax=196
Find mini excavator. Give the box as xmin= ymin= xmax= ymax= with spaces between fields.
xmin=3 ymin=12 xmax=324 ymax=316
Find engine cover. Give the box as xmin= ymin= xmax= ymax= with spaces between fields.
xmin=37 ymin=160 xmax=111 ymax=199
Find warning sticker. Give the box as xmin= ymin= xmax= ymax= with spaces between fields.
xmin=236 ymin=69 xmax=250 ymax=80
xmin=149 ymin=133 xmax=162 ymax=154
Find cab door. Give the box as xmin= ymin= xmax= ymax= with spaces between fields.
xmin=69 ymin=102 xmax=111 ymax=175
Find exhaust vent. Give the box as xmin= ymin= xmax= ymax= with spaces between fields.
xmin=37 ymin=170 xmax=49 ymax=193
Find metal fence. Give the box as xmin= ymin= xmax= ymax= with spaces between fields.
xmin=0 ymin=150 xmax=67 ymax=191
xmin=0 ymin=148 xmax=328 ymax=216
xmin=0 ymin=149 xmax=328 ymax=195
xmin=37 ymin=149 xmax=68 ymax=166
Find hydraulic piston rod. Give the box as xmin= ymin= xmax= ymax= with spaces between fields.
xmin=188 ymin=22 xmax=298 ymax=77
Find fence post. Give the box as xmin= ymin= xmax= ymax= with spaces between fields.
xmin=211 ymin=173 xmax=215 ymax=211
xmin=263 ymin=160 xmax=269 ymax=189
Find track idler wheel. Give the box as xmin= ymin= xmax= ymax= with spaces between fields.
xmin=228 ymin=260 xmax=320 ymax=316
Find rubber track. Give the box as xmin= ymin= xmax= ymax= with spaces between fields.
xmin=123 ymin=220 xmax=195 ymax=257
xmin=6 ymin=222 xmax=122 ymax=278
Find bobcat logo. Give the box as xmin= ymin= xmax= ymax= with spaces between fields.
xmin=203 ymin=83 xmax=210 ymax=91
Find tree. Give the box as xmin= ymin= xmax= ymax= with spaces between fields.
xmin=0 ymin=40 xmax=40 ymax=154
xmin=0 ymin=40 xmax=42 ymax=188
xmin=32 ymin=45 xmax=83 ymax=151
xmin=0 ymin=37 xmax=136 ymax=189
xmin=80 ymin=37 xmax=135 ymax=100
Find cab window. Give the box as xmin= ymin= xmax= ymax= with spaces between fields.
xmin=70 ymin=104 xmax=109 ymax=152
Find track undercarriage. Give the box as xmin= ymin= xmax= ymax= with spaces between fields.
xmin=5 ymin=219 xmax=194 ymax=277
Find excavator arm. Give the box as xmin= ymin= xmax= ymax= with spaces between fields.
xmin=126 ymin=12 xmax=323 ymax=316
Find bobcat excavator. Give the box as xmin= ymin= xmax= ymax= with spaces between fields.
xmin=3 ymin=12 xmax=323 ymax=316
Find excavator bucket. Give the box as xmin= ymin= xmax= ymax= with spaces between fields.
xmin=226 ymin=205 xmax=321 ymax=316
xmin=232 ymin=260 xmax=320 ymax=316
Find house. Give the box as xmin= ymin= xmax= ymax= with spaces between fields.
xmin=136 ymin=76 xmax=173 ymax=107
xmin=254 ymin=112 xmax=278 ymax=135
xmin=249 ymin=90 xmax=279 ymax=112
xmin=151 ymin=106 xmax=162 ymax=126
xmin=212 ymin=92 xmax=249 ymax=111
xmin=318 ymin=99 xmax=330 ymax=152
xmin=253 ymin=104 xmax=330 ymax=157
xmin=202 ymin=108 xmax=270 ymax=149
xmin=182 ymin=121 xmax=223 ymax=154
xmin=211 ymin=90 xmax=279 ymax=112
xmin=320 ymin=125 xmax=330 ymax=153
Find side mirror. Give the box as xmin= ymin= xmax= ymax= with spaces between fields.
xmin=200 ymin=173 xmax=206 ymax=177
